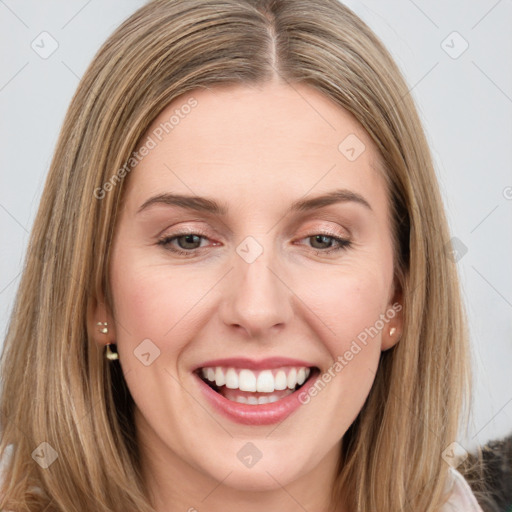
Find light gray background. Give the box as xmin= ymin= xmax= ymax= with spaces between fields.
xmin=1 ymin=0 xmax=511 ymax=452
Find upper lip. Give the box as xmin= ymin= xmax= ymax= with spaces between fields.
xmin=192 ymin=357 xmax=317 ymax=372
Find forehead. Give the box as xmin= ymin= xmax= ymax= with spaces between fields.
xmin=122 ymin=82 xmax=387 ymax=215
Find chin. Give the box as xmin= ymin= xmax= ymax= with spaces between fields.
xmin=213 ymin=465 xmax=302 ymax=492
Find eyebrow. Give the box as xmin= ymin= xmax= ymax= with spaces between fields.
xmin=137 ymin=188 xmax=372 ymax=216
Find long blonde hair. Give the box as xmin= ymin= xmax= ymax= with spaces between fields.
xmin=0 ymin=0 xmax=471 ymax=510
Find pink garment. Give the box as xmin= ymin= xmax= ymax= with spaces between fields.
xmin=441 ymin=467 xmax=483 ymax=511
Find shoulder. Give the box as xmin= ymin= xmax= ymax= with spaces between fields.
xmin=440 ymin=467 xmax=483 ymax=511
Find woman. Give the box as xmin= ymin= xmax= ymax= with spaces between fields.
xmin=0 ymin=0 xmax=483 ymax=510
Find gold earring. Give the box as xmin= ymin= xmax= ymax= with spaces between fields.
xmin=97 ymin=321 xmax=108 ymax=334
xmin=97 ymin=322 xmax=118 ymax=360
xmin=105 ymin=343 xmax=119 ymax=361
xmin=389 ymin=327 xmax=397 ymax=336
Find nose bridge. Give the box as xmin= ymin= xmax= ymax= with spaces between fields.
xmin=220 ymin=236 xmax=293 ymax=337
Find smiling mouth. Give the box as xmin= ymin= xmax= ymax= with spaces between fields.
xmin=195 ymin=365 xmax=319 ymax=405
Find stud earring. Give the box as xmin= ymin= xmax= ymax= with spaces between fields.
xmin=389 ymin=327 xmax=397 ymax=336
xmin=96 ymin=321 xmax=108 ymax=334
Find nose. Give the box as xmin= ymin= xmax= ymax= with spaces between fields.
xmin=218 ymin=246 xmax=294 ymax=340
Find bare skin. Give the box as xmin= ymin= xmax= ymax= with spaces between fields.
xmin=91 ymin=81 xmax=403 ymax=512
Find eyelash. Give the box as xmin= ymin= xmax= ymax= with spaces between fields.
xmin=156 ymin=230 xmax=352 ymax=257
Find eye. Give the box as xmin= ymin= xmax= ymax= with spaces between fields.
xmin=298 ymin=232 xmax=352 ymax=254
xmin=157 ymin=230 xmax=352 ymax=257
xmin=157 ymin=231 xmax=213 ymax=256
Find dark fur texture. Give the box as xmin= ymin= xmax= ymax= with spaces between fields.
xmin=460 ymin=435 xmax=512 ymax=511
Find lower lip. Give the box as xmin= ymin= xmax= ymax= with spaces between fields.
xmin=194 ymin=370 xmax=319 ymax=426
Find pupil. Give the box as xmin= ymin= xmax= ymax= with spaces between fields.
xmin=179 ymin=234 xmax=200 ymax=249
xmin=312 ymin=235 xmax=331 ymax=249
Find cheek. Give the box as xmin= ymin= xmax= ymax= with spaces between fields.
xmin=109 ymin=248 xmax=220 ymax=367
xmin=297 ymin=270 xmax=387 ymax=428
xmin=301 ymin=265 xmax=390 ymax=354
xmin=109 ymin=249 xmax=186 ymax=351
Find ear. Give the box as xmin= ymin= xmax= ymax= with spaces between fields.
xmin=381 ymin=282 xmax=404 ymax=351
xmin=87 ymin=292 xmax=117 ymax=349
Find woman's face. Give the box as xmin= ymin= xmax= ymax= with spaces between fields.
xmin=99 ymin=82 xmax=402 ymax=502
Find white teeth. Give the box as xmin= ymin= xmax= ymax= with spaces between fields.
xmin=287 ymin=368 xmax=297 ymax=389
xmin=199 ymin=365 xmax=313 ymax=394
xmin=230 ymin=392 xmax=288 ymax=405
xmin=256 ymin=370 xmax=274 ymax=392
xmin=215 ymin=367 xmax=225 ymax=387
xmin=274 ymin=370 xmax=288 ymax=390
xmin=225 ymin=368 xmax=239 ymax=389
xmin=238 ymin=369 xmax=257 ymax=392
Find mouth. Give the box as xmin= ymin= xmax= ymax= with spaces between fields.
xmin=194 ymin=365 xmax=320 ymax=405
